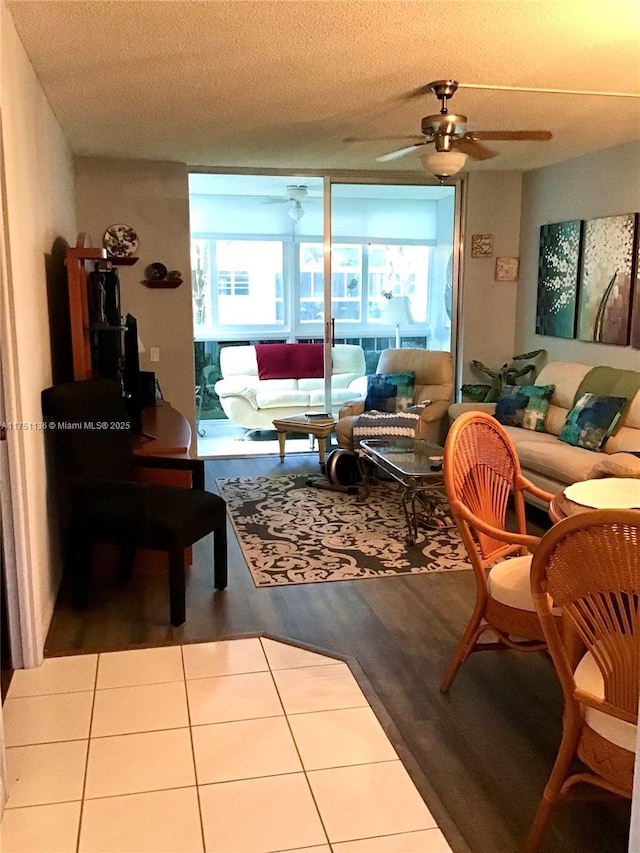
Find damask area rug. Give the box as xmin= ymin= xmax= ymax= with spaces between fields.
xmin=216 ymin=474 xmax=470 ymax=587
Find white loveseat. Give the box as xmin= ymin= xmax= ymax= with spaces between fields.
xmin=449 ymin=361 xmax=640 ymax=499
xmin=214 ymin=344 xmax=366 ymax=430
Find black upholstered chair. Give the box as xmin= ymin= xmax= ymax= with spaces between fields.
xmin=41 ymin=379 xmax=227 ymax=626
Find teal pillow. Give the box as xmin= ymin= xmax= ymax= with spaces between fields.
xmin=494 ymin=384 xmax=555 ymax=432
xmin=559 ymin=393 xmax=627 ymax=451
xmin=365 ymin=372 xmax=414 ymax=413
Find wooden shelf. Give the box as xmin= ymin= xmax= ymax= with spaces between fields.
xmin=109 ymin=256 xmax=139 ymax=266
xmin=66 ymin=236 xmax=108 ymax=379
xmin=142 ymin=279 xmax=183 ymax=289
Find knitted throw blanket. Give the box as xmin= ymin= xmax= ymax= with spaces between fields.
xmin=352 ymin=410 xmax=421 ymax=450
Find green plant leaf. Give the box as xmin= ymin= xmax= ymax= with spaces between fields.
xmin=513 ymin=349 xmax=545 ymax=361
xmin=471 ymin=360 xmax=500 ymax=380
xmin=512 ymin=364 xmax=536 ymax=379
xmin=461 ymin=383 xmax=492 ymax=401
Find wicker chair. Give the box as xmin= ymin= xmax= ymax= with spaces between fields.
xmin=440 ymin=411 xmax=557 ymax=693
xmin=526 ymin=510 xmax=639 ymax=853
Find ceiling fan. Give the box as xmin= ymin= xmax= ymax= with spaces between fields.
xmin=263 ymin=185 xmax=315 ymax=220
xmin=371 ymin=80 xmax=552 ymax=179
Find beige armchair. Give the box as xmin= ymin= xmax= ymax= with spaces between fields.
xmin=335 ymin=349 xmax=454 ymax=449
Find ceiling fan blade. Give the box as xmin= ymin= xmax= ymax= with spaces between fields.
xmin=469 ymin=130 xmax=553 ymax=141
xmin=454 ymin=137 xmax=497 ymax=160
xmin=376 ymin=142 xmax=428 ymax=162
xmin=399 ymin=84 xmax=435 ymax=101
xmin=262 ymin=197 xmax=288 ymax=205
xmin=344 ymin=135 xmax=425 ymax=144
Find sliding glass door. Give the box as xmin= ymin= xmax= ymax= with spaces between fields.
xmin=188 ymin=174 xmax=458 ymax=441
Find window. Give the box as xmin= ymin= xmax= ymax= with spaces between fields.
xmin=367 ymin=245 xmax=429 ymax=324
xmin=300 ymin=243 xmax=362 ymax=323
xmin=217 ymin=270 xmax=249 ymax=296
xmin=192 ymin=240 xmax=284 ymax=327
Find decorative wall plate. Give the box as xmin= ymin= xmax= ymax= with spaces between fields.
xmin=103 ymin=224 xmax=139 ymax=257
xmin=564 ymin=478 xmax=640 ymax=509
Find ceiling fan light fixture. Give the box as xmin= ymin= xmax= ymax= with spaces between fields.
xmin=288 ymin=200 xmax=305 ymax=221
xmin=287 ymin=185 xmax=308 ymax=203
xmin=420 ymin=150 xmax=467 ymax=180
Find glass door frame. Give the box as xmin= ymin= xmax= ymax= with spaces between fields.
xmin=320 ymin=174 xmax=465 ymax=410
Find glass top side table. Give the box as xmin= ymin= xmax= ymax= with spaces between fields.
xmin=359 ymin=438 xmax=451 ymax=544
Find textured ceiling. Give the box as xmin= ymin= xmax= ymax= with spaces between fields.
xmin=7 ymin=0 xmax=640 ymax=174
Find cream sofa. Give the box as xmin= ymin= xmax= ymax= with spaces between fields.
xmin=449 ymin=361 xmax=640 ymax=498
xmin=336 ymin=349 xmax=454 ymax=449
xmin=214 ymin=344 xmax=366 ymax=430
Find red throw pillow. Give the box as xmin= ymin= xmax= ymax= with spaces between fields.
xmin=255 ymin=343 xmax=324 ymax=380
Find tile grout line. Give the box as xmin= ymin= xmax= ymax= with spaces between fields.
xmin=260 ymin=637 xmax=334 ymax=851
xmin=181 ymin=644 xmax=208 ymax=853
xmin=76 ymin=651 xmax=102 ymax=853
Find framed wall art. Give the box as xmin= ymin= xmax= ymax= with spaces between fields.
xmin=535 ymin=220 xmax=582 ymax=339
xmin=471 ymin=234 xmax=494 ymax=257
xmin=631 ymin=228 xmax=640 ymax=349
xmin=577 ymin=213 xmax=637 ymax=345
xmin=495 ymin=257 xmax=519 ymax=282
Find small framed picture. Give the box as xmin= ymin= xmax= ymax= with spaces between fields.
xmin=471 ymin=234 xmax=494 ymax=257
xmin=495 ymin=257 xmax=519 ymax=282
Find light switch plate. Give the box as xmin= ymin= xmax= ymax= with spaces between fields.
xmin=150 ymin=347 xmax=160 ymax=362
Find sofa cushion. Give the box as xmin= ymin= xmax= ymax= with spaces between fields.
xmin=377 ymin=349 xmax=453 ymax=405
xmin=559 ymin=394 xmax=627 ymax=451
xmin=535 ymin=362 xmax=592 ymax=410
xmin=516 ymin=437 xmax=598 ymax=485
xmin=219 ymin=345 xmax=260 ymax=377
xmin=365 ymin=372 xmax=414 ymax=413
xmin=588 ymin=453 xmax=640 ymax=479
xmin=495 ymin=384 xmax=555 ymax=431
xmin=255 ymin=389 xmax=310 ymax=409
xmin=502 ymin=426 xmax=559 ymax=449
xmin=309 ymin=388 xmax=365 ymax=408
xmin=543 ymin=403 xmax=570 ymax=437
xmin=573 ymin=366 xmax=640 ymax=433
xmin=604 ymin=426 xmax=640 ymax=455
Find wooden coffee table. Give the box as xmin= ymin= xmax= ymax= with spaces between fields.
xmin=272 ymin=413 xmax=335 ymax=464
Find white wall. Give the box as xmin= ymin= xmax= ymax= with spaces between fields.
xmin=190 ymin=193 xmax=441 ymax=241
xmin=0 ymin=0 xmax=77 ymax=661
xmin=517 ymin=141 xmax=640 ymax=369
xmin=459 ymin=171 xmax=523 ymax=385
xmin=75 ymin=158 xmax=195 ymax=434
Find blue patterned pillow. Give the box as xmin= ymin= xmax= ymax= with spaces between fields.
xmin=364 ymin=372 xmax=414 ymax=413
xmin=559 ymin=393 xmax=627 ymax=451
xmin=494 ymin=384 xmax=555 ymax=432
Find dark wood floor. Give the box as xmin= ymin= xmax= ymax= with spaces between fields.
xmin=43 ymin=453 xmax=631 ymax=853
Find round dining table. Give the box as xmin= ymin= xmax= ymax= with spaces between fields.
xmin=550 ymin=477 xmax=640 ymax=523
xmin=548 ymin=490 xmax=594 ymax=524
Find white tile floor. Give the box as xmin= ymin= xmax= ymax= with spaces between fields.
xmin=1 ymin=638 xmax=453 ymax=853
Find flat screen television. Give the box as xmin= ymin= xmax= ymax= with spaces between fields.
xmin=122 ymin=313 xmax=143 ymax=435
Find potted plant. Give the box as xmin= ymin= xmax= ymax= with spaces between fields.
xmin=461 ymin=349 xmax=546 ymax=403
